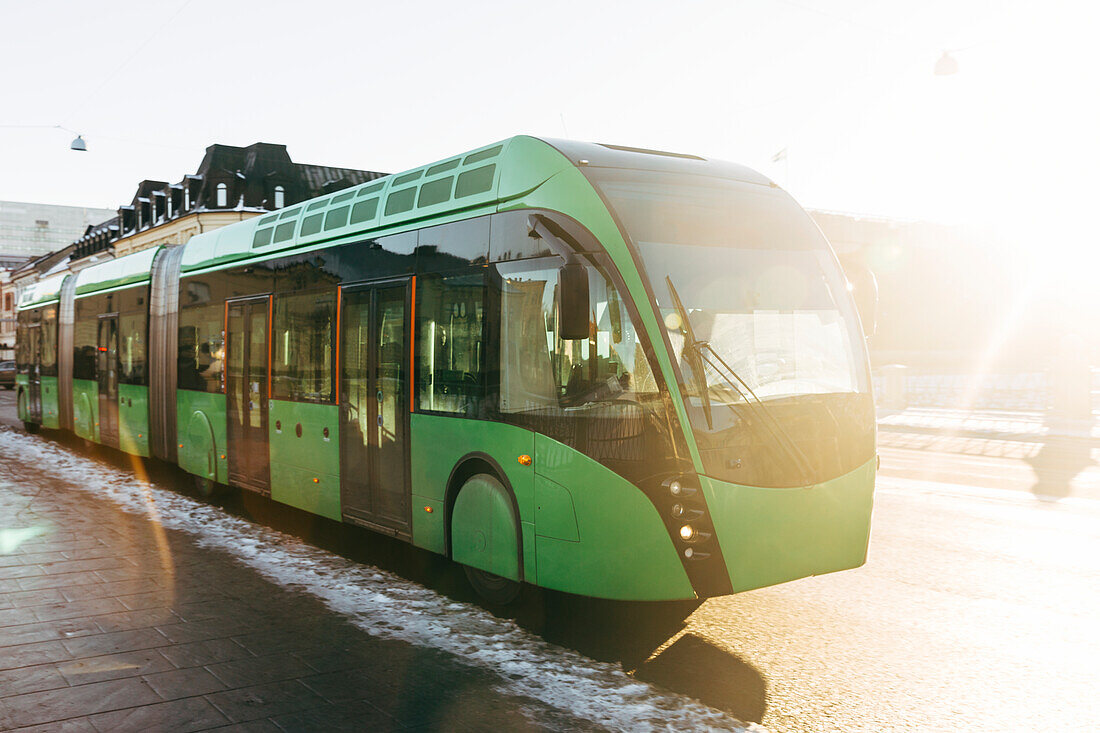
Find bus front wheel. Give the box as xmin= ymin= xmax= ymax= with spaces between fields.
xmin=464 ymin=565 xmax=521 ymax=605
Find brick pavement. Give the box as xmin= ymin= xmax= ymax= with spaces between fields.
xmin=0 ymin=433 xmax=587 ymax=731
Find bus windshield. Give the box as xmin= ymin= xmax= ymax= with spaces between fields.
xmin=591 ymin=168 xmax=874 ymax=486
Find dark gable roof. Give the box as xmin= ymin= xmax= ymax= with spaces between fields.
xmin=130 ymin=180 xmax=169 ymax=207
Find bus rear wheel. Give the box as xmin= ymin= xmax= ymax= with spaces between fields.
xmin=22 ymin=421 xmax=39 ymax=434
xmin=464 ymin=565 xmax=521 ymax=605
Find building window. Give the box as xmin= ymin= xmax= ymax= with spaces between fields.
xmin=274 ymin=186 xmax=285 ymax=209
xmin=216 ymin=183 xmax=228 ymax=208
xmin=184 ymin=187 xmax=191 ymax=210
xmin=4 ymin=294 xmax=12 ymax=311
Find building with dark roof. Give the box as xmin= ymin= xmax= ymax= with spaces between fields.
xmin=70 ymin=141 xmax=385 ymax=260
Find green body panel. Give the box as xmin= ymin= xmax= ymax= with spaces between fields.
xmin=39 ymin=376 xmax=60 ymax=429
xmin=704 ymin=459 xmax=877 ymax=593
xmin=15 ymin=374 xmax=28 ymax=421
xmin=451 ymin=474 xmax=521 ymax=581
xmin=268 ymin=400 xmax=341 ymax=521
xmin=73 ymin=248 xmax=159 ymax=296
xmin=117 ymin=384 xmax=150 ymax=457
xmin=72 ymin=379 xmax=99 ymax=442
xmin=176 ymin=390 xmax=227 ymax=482
xmin=408 ymin=413 xmax=536 ymax=579
xmin=534 ymin=474 xmax=579 ymax=542
xmin=533 ymin=433 xmax=695 ymax=601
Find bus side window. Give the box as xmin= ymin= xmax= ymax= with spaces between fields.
xmin=416 ymin=273 xmax=486 ymax=415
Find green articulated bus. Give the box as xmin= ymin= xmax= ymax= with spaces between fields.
xmin=17 ymin=137 xmax=876 ymax=603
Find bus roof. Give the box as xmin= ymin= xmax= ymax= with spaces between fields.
xmin=174 ymin=135 xmax=777 ymax=276
xmin=73 ymin=246 xmax=162 ymax=297
xmin=177 ymin=135 xmax=574 ymax=273
xmin=18 ymin=272 xmax=69 ymax=309
xmin=538 ymin=138 xmax=774 ymax=186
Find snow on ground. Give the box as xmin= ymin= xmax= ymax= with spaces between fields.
xmin=0 ymin=428 xmax=763 ymax=733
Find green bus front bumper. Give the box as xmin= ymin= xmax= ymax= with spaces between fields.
xmin=702 ymin=458 xmax=876 ymax=594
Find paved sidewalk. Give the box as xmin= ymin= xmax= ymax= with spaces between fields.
xmin=877 ymin=407 xmax=1100 ymax=442
xmin=0 ymin=436 xmax=580 ymax=732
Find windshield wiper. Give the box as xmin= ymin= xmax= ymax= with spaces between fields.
xmin=666 ymin=276 xmax=713 ymax=430
xmin=665 ymin=276 xmax=816 ymax=486
xmin=695 ymin=344 xmax=816 ymax=486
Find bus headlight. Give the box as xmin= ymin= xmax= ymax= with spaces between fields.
xmin=679 ymin=524 xmax=695 ymax=541
xmin=669 ymin=480 xmax=683 ymax=496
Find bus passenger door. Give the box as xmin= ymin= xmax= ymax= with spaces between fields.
xmin=226 ymin=296 xmax=271 ymax=493
xmin=26 ymin=323 xmax=42 ymax=423
xmin=339 ymin=281 xmax=410 ymax=534
xmin=96 ymin=315 xmax=119 ymax=446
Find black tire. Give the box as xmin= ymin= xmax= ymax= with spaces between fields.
xmin=464 ymin=564 xmax=522 ymax=605
xmin=4 ymin=384 xmax=13 ymax=390
xmin=192 ymin=474 xmax=223 ymax=500
xmin=22 ymin=420 xmax=39 ymax=434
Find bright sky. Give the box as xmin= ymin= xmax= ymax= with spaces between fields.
xmin=1 ymin=0 xmax=1097 ymax=246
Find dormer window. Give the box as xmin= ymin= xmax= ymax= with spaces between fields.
xmin=184 ymin=187 xmax=191 ymax=210
xmin=216 ymin=182 xmax=228 ymax=207
xmin=274 ymin=185 xmax=285 ymax=209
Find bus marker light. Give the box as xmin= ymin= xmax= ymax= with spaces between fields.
xmin=679 ymin=524 xmax=695 ymax=541
xmin=684 ymin=547 xmax=694 ymax=559
xmin=669 ymin=480 xmax=683 ymax=496
xmin=312 ymin=478 xmax=319 ymax=483
xmin=220 ymin=454 xmax=226 ymax=460
xmin=424 ymin=506 xmax=433 ymax=513
xmin=518 ymin=454 xmax=532 ymax=466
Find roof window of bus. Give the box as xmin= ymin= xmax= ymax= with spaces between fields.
xmin=385 ymin=187 xmax=416 ymax=215
xmin=273 ymin=221 xmax=296 ymax=243
xmin=455 ymin=165 xmax=495 ymax=198
xmin=252 ymin=228 xmax=274 ymax=247
xmin=350 ymin=198 xmax=379 ymax=224
xmin=301 ymin=214 xmax=323 ymax=236
xmin=306 ymin=199 xmax=329 ymax=212
xmin=332 ymin=190 xmax=356 ymax=204
xmin=463 ymin=145 xmax=502 ymax=165
xmin=324 ymin=206 xmax=350 ymax=230
xmin=418 ymin=177 xmax=453 ymax=208
xmin=259 ymin=213 xmax=279 ymax=226
xmin=279 ymin=206 xmax=302 ymax=220
xmin=358 ymin=181 xmax=385 ymax=197
xmin=427 ymin=158 xmax=461 ymax=176
xmin=393 ymin=170 xmax=423 ymax=186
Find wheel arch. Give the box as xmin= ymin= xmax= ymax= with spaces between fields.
xmin=444 ymin=451 xmax=524 ymax=583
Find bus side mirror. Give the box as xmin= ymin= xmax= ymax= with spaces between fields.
xmin=559 ymin=263 xmax=590 ymax=340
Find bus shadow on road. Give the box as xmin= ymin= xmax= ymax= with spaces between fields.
xmin=634 ymin=633 xmax=768 ymax=724
xmin=534 ymin=594 xmax=768 ymax=725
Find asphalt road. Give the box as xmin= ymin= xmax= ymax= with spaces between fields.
xmin=3 ymin=389 xmax=1098 ymax=731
